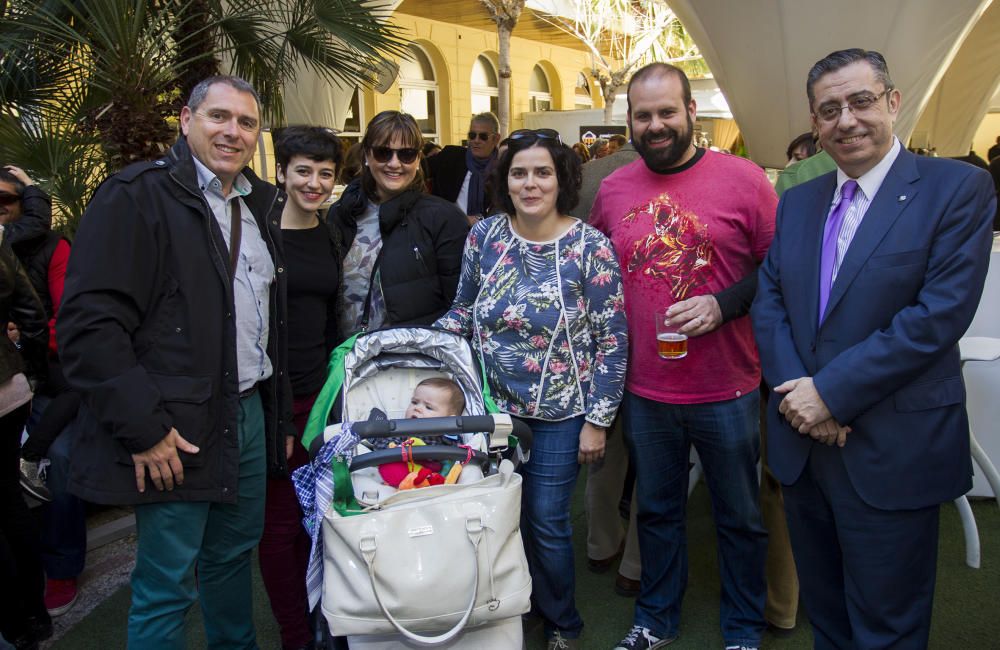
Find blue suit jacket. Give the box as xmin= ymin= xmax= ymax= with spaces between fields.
xmin=751 ymin=149 xmax=996 ymax=510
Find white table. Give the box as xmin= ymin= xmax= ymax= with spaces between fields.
xmin=964 ymin=234 xmax=1000 ymax=497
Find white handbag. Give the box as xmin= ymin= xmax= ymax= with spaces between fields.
xmin=320 ymin=459 xmax=531 ymax=644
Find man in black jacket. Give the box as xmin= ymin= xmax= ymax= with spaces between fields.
xmin=58 ymin=76 xmax=294 ymax=647
xmin=426 ymin=112 xmax=500 ymax=220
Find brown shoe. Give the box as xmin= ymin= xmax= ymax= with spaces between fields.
xmin=587 ymin=540 xmax=625 ymax=573
xmin=615 ymin=573 xmax=641 ymax=597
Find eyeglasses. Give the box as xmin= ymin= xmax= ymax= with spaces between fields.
xmin=467 ymin=131 xmax=493 ymax=142
xmin=509 ymin=128 xmax=563 ymax=145
xmin=370 ymin=146 xmax=419 ymax=164
xmin=194 ymin=109 xmax=260 ymax=133
xmin=0 ymin=193 xmax=20 ymax=206
xmin=814 ymin=89 xmax=891 ymax=123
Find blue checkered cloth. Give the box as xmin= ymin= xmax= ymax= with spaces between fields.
xmin=292 ymin=421 xmax=359 ymax=611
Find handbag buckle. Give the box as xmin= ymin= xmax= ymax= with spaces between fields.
xmin=359 ymin=535 xmax=377 ymax=554
xmin=487 ymin=598 xmax=500 ymax=611
xmin=465 ymin=516 xmax=483 ymax=534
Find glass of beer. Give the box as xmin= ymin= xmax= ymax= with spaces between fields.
xmin=656 ymin=310 xmax=688 ymax=360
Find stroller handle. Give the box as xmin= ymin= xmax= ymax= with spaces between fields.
xmin=310 ymin=414 xmax=533 ymax=458
xmin=351 ymin=415 xmax=522 ymax=438
xmin=352 ymin=415 xmax=532 ymax=449
xmin=348 ymin=445 xmax=492 ymax=473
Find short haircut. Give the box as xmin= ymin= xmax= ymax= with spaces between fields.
xmin=786 ymin=132 xmax=817 ymax=161
xmin=416 ymin=377 xmax=466 ymax=415
xmin=470 ymin=112 xmax=500 ymax=134
xmin=589 ymin=138 xmax=609 ymax=158
xmin=492 ymin=135 xmax=582 ymax=215
xmin=806 ymin=49 xmax=893 ymax=108
xmin=421 ymin=141 xmax=441 ymax=157
xmin=360 ymin=110 xmax=425 ymax=198
xmin=626 ymin=62 xmax=692 ymax=114
xmin=187 ymin=75 xmax=262 ymax=116
xmin=609 ymin=134 xmax=628 ymax=147
xmin=0 ymin=168 xmax=24 ymax=194
xmin=274 ymin=126 xmax=343 ymax=172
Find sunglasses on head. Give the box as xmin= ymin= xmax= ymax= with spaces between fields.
xmin=509 ymin=128 xmax=563 ymax=145
xmin=0 ymin=193 xmax=20 ymax=206
xmin=370 ymin=146 xmax=419 ymax=164
xmin=467 ymin=131 xmax=493 ymax=142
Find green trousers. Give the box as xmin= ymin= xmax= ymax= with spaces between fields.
xmin=127 ymin=393 xmax=266 ymax=649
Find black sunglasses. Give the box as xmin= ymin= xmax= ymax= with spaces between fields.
xmin=467 ymin=131 xmax=493 ymax=142
xmin=370 ymin=146 xmax=419 ymax=164
xmin=509 ymin=128 xmax=563 ymax=145
xmin=0 ymin=193 xmax=20 ymax=206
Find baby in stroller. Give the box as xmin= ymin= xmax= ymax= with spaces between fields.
xmin=368 ymin=378 xmax=476 ymax=489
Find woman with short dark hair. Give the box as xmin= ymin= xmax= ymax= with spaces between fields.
xmin=437 ymin=129 xmax=628 ymax=649
xmin=261 ymin=125 xmax=343 ymax=650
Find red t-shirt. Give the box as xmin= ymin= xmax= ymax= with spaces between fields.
xmin=590 ymin=149 xmax=776 ymax=404
xmin=48 ymin=238 xmax=70 ymax=356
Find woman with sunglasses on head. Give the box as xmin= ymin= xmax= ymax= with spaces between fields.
xmin=436 ymin=129 xmax=628 ymax=650
xmin=328 ymin=111 xmax=469 ymax=337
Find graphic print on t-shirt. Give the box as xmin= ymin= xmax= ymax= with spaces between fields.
xmin=622 ymin=191 xmax=713 ymax=300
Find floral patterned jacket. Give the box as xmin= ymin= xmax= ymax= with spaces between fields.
xmin=436 ymin=215 xmax=627 ymax=427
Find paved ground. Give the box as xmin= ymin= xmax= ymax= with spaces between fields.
xmin=41 ymin=533 xmax=137 ymax=648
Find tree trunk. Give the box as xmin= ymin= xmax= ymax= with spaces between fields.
xmin=602 ymin=82 xmax=617 ymax=125
xmin=497 ymin=22 xmax=512 ymax=135
xmin=481 ymin=0 xmax=524 ymax=137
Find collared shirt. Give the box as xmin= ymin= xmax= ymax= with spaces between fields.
xmin=829 ymin=137 xmax=902 ymax=281
xmin=454 ymin=171 xmax=471 ymax=215
xmin=193 ymin=157 xmax=274 ymax=391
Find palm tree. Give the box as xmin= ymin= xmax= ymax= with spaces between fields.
xmin=0 ymin=0 xmax=407 ymax=235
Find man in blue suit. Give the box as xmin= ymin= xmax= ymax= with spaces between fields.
xmin=752 ymin=49 xmax=995 ymax=649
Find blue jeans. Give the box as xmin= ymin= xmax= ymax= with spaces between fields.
xmin=28 ymin=396 xmax=87 ymax=580
xmin=519 ymin=415 xmax=585 ymax=639
xmin=127 ymin=393 xmax=266 ymax=650
xmin=623 ymin=390 xmax=766 ymax=647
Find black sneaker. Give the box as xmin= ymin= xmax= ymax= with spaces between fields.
xmin=614 ymin=625 xmax=676 ymax=649
xmin=19 ymin=458 xmax=52 ymax=502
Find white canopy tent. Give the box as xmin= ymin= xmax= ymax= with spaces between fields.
xmin=911 ymin=0 xmax=1000 ymax=156
xmin=667 ymin=0 xmax=993 ymax=168
xmin=283 ymin=67 xmax=357 ymax=129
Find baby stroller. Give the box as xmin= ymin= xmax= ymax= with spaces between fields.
xmin=299 ymin=326 xmax=533 ymax=648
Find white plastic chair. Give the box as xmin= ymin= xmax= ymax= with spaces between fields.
xmin=955 ymin=336 xmax=1000 ymax=568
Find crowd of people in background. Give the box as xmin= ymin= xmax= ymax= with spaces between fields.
xmin=1 ymin=45 xmax=997 ymax=650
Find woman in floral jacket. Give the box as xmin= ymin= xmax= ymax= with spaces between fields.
xmin=436 ymin=129 xmax=627 ymax=649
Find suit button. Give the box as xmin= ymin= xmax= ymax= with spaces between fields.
xmin=222 ymin=487 xmax=229 ymax=494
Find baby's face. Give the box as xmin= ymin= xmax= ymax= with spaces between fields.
xmin=405 ymin=385 xmax=457 ymax=419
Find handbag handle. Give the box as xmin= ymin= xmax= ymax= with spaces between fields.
xmin=359 ymin=516 xmax=491 ymax=644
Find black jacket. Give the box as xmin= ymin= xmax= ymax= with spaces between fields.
xmin=58 ymin=137 xmax=295 ymax=506
xmin=0 ymin=240 xmax=47 ymax=386
xmin=328 ymin=179 xmax=469 ymax=329
xmin=427 ymin=145 xmax=469 ymax=205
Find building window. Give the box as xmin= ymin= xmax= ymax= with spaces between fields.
xmin=529 ymin=64 xmax=552 ymax=112
xmin=471 ymin=55 xmax=499 ymax=116
xmin=399 ymin=44 xmax=438 ymax=140
xmin=574 ymin=72 xmax=593 ymax=110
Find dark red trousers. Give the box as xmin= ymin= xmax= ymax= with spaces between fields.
xmin=259 ymin=393 xmax=316 ymax=650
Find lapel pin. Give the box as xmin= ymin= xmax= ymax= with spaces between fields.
xmin=898 ymin=195 xmax=907 ymax=201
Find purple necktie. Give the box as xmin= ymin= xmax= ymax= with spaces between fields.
xmin=818 ymin=180 xmax=858 ymax=324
